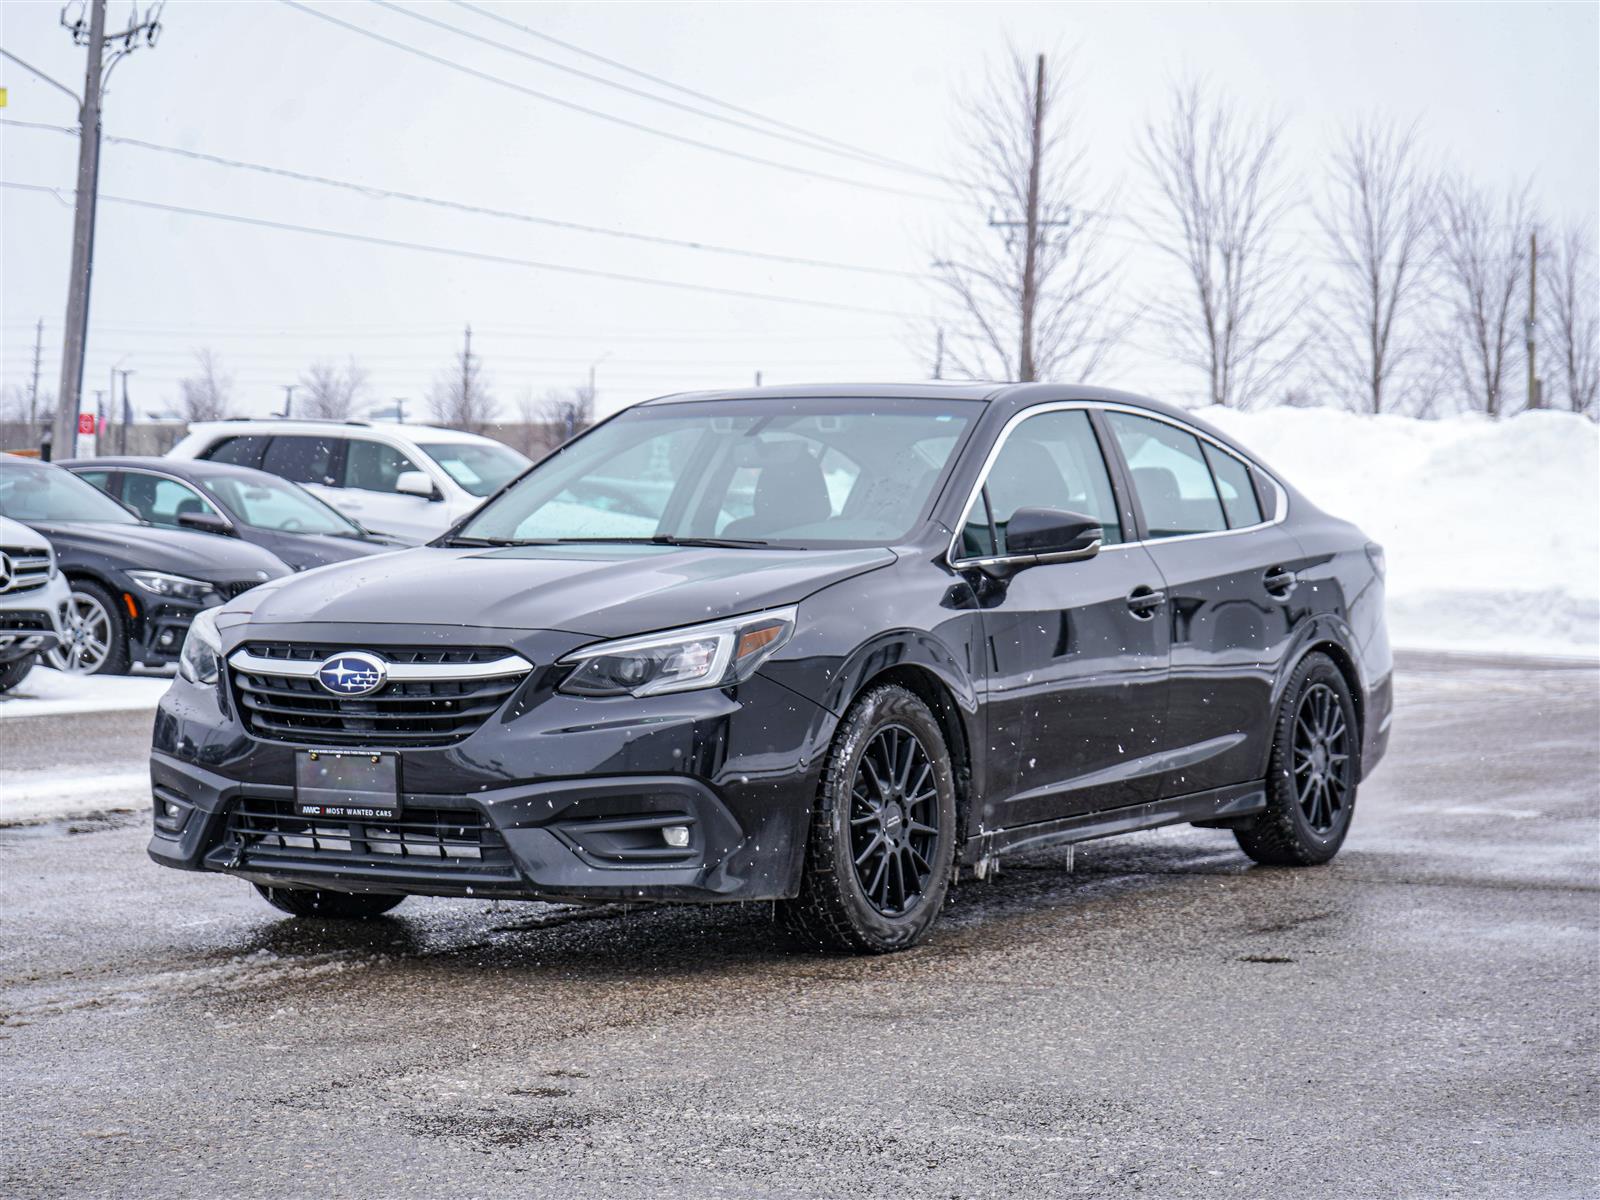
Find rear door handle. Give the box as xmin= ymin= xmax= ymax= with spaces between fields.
xmin=1263 ymin=566 xmax=1297 ymax=599
xmin=1126 ymin=585 xmax=1166 ymax=617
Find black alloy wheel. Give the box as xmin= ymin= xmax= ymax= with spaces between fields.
xmin=849 ymin=724 xmax=941 ymax=916
xmin=1235 ymin=652 xmax=1359 ymax=867
xmin=780 ymin=684 xmax=957 ymax=954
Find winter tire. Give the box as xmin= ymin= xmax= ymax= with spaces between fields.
xmin=255 ymin=884 xmax=405 ymax=919
xmin=0 ymin=652 xmax=37 ymax=694
xmin=779 ymin=684 xmax=957 ymax=954
xmin=1235 ymin=652 xmax=1359 ymax=867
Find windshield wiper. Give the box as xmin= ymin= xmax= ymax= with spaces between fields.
xmin=442 ymin=535 xmax=560 ymax=548
xmin=555 ymin=535 xmax=772 ymax=549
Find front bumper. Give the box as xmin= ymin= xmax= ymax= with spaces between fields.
xmin=147 ymin=644 xmax=832 ymax=903
xmin=0 ymin=573 xmax=69 ymax=663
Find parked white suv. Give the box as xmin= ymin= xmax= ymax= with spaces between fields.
xmin=0 ymin=514 xmax=69 ymax=694
xmin=166 ymin=420 xmax=531 ymax=543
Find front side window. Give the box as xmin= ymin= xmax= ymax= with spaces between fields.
xmin=344 ymin=440 xmax=424 ymax=495
xmin=121 ymin=473 xmax=222 ymax=527
xmin=457 ymin=398 xmax=980 ymax=548
xmin=1105 ymin=412 xmax=1227 ymax=539
xmin=970 ymin=409 xmax=1123 ymax=557
xmin=202 ymin=475 xmax=359 ymax=535
xmin=262 ymin=436 xmax=338 ymax=486
xmin=417 ymin=442 xmax=529 ymax=498
xmin=0 ymin=462 xmax=138 ymax=524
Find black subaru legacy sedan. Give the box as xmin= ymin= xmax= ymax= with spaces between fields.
xmin=149 ymin=384 xmax=1392 ymax=952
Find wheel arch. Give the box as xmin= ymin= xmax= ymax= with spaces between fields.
xmin=1278 ymin=628 xmax=1366 ymax=779
xmin=853 ymin=662 xmax=976 ymax=850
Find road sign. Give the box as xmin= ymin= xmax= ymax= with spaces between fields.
xmin=78 ymin=413 xmax=97 ymax=436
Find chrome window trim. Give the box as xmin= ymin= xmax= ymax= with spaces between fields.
xmin=227 ymin=649 xmax=533 ymax=681
xmin=945 ymin=400 xmax=1289 ymax=568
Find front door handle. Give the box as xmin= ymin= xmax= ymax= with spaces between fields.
xmin=1263 ymin=566 xmax=1297 ymax=599
xmin=1126 ymin=585 xmax=1166 ymax=618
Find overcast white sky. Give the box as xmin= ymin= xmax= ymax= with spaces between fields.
xmin=2 ymin=0 xmax=1596 ymax=422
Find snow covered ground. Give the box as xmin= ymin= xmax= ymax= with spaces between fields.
xmin=1203 ymin=407 xmax=1600 ymax=661
xmin=0 ymin=666 xmax=173 ymax=720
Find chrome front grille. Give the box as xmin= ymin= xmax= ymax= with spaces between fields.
xmin=227 ymin=643 xmax=532 ymax=747
xmin=0 ymin=546 xmax=51 ymax=594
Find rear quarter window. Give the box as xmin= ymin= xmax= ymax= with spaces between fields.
xmin=201 ymin=435 xmax=268 ymax=469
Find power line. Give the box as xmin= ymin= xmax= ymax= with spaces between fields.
xmin=276 ymin=0 xmax=952 ymax=205
xmin=0 ymin=116 xmax=928 ymax=280
xmin=1 ymin=179 xmax=921 ymax=317
xmin=375 ymin=0 xmax=955 ymax=187
xmin=449 ymin=0 xmax=949 ymax=182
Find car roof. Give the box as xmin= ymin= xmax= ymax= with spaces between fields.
xmin=59 ymin=456 xmax=283 ymax=485
xmin=635 ymin=381 xmax=1196 ymax=421
xmin=183 ymin=419 xmax=492 ymax=444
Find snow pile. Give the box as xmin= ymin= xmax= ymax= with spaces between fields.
xmin=1201 ymin=406 xmax=1600 ymax=660
xmin=0 ymin=665 xmax=172 ymax=720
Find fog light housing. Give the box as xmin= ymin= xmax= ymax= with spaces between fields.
xmin=153 ymin=789 xmax=189 ymax=833
xmin=662 ymin=825 xmax=690 ymax=849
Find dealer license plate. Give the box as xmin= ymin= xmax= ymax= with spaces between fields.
xmin=294 ymin=751 xmax=400 ymax=818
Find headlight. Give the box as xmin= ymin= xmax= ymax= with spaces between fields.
xmin=177 ymin=606 xmax=222 ymax=686
xmin=127 ymin=569 xmax=214 ymax=601
xmin=558 ymin=606 xmax=797 ymax=698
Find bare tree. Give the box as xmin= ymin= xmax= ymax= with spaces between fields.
xmin=1541 ymin=224 xmax=1599 ymax=418
xmin=1316 ymin=120 xmax=1438 ymax=414
xmin=427 ymin=326 xmax=496 ymax=432
xmin=931 ymin=50 xmax=1126 ymax=383
xmin=298 ymin=358 xmax=369 ymax=421
xmin=1138 ymin=81 xmax=1305 ymax=408
xmin=1436 ymin=179 xmax=1535 ymax=418
xmin=179 ymin=349 xmax=233 ymax=422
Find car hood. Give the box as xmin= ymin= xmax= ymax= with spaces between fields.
xmin=27 ymin=521 xmax=289 ymax=581
xmin=233 ymin=543 xmax=897 ymax=637
xmin=264 ymin=532 xmax=397 ymax=571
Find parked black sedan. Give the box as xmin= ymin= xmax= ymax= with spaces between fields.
xmin=148 ymin=384 xmax=1392 ymax=952
xmin=0 ymin=455 xmax=289 ymax=675
xmin=60 ymin=457 xmax=400 ymax=572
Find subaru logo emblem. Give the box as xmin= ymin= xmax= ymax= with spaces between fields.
xmin=315 ymin=651 xmax=388 ymax=697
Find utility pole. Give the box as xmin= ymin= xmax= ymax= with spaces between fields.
xmin=1526 ymin=230 xmax=1541 ymax=411
xmin=933 ymin=328 xmax=945 ymax=380
xmin=27 ymin=319 xmax=44 ymax=429
xmin=281 ymin=383 xmax=296 ymax=418
xmin=118 ymin=368 xmax=134 ymax=452
xmin=461 ymin=324 xmax=474 ymax=410
xmin=50 ymin=1 xmax=163 ymax=459
xmin=392 ymin=397 xmax=408 ymax=423
xmin=985 ymin=54 xmax=1069 ymax=383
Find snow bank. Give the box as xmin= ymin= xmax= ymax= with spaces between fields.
xmin=0 ymin=767 xmax=151 ymax=825
xmin=0 ymin=665 xmax=172 ymax=720
xmin=1200 ymin=407 xmax=1600 ymax=660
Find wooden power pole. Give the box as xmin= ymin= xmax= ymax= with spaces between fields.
xmin=1526 ymin=231 xmax=1542 ymax=410
xmin=1018 ymin=53 xmax=1045 ymax=383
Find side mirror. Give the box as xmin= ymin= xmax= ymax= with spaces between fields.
xmin=177 ymin=510 xmax=233 ymax=536
xmin=1004 ymin=507 xmax=1103 ymax=559
xmin=395 ymin=470 xmax=437 ymax=500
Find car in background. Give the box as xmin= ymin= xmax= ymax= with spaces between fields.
xmin=60 ymin=457 xmax=402 ymax=572
xmin=0 ymin=455 xmax=290 ymax=675
xmin=166 ymin=419 xmax=531 ymax=543
xmin=0 ymin=514 xmax=69 ymax=694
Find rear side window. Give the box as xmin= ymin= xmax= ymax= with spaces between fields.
xmin=978 ymin=409 xmax=1123 ymax=554
xmin=202 ymin=435 xmax=268 ymax=469
xmin=1105 ymin=413 xmax=1226 ymax=539
xmin=262 ymin=436 xmax=339 ymax=486
xmin=1202 ymin=442 xmax=1263 ymax=528
xmin=344 ymin=440 xmax=424 ymax=494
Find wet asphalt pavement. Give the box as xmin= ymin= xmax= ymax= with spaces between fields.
xmin=1 ymin=654 xmax=1596 ymax=1199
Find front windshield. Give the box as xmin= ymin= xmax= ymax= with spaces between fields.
xmin=202 ymin=474 xmax=360 ymax=535
xmin=418 ymin=441 xmax=530 ymax=498
xmin=0 ymin=461 xmax=138 ymax=524
xmin=455 ymin=398 xmax=981 ymax=547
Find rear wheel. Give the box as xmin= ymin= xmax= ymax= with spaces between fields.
xmin=1236 ymin=652 xmax=1359 ymax=866
xmin=0 ymin=652 xmax=37 ymax=694
xmin=48 ymin=579 xmax=130 ymax=675
xmin=255 ymin=884 xmax=405 ymax=919
xmin=779 ymin=684 xmax=957 ymax=954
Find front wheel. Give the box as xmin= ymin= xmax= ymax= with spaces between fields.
xmin=1235 ymin=652 xmax=1359 ymax=866
xmin=779 ymin=684 xmax=957 ymax=954
xmin=255 ymin=884 xmax=405 ymax=919
xmin=48 ymin=580 xmax=130 ymax=675
xmin=0 ymin=653 xmax=37 ymax=694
